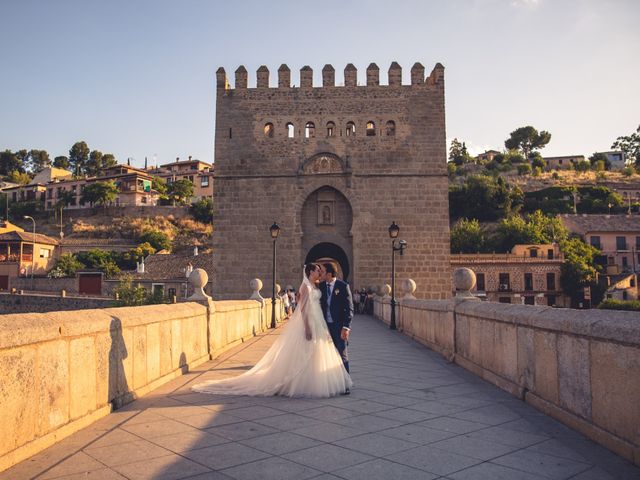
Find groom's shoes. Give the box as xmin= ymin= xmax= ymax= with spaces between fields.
xmin=343 ymin=388 xmax=350 ymax=395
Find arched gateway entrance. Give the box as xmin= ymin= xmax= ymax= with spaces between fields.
xmin=301 ymin=186 xmax=353 ymax=283
xmin=305 ymin=242 xmax=350 ymax=281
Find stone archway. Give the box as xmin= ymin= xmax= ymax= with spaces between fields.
xmin=305 ymin=242 xmax=350 ymax=281
xmin=300 ymin=185 xmax=353 ymax=283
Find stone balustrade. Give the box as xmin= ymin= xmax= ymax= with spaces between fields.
xmin=0 ymin=272 xmax=283 ymax=472
xmin=374 ymin=273 xmax=640 ymax=466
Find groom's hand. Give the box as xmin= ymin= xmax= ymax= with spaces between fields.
xmin=341 ymin=328 xmax=349 ymax=341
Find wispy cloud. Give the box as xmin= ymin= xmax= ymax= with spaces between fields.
xmin=510 ymin=0 xmax=541 ymax=8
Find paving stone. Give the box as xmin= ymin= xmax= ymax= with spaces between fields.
xmin=111 ymin=453 xmax=211 ymax=480
xmin=148 ymin=430 xmax=230 ymax=452
xmin=182 ymin=443 xmax=270 ymax=470
xmin=385 ymin=445 xmax=483 ymax=476
xmin=429 ymin=435 xmax=520 ymax=461
xmin=282 ymin=444 xmax=373 ymax=472
xmin=221 ymin=456 xmax=320 ymax=480
xmin=178 ymin=411 xmax=244 ymax=429
xmin=121 ymin=418 xmax=200 ymax=439
xmin=252 ymin=412 xmax=323 ymax=430
xmin=333 ymin=458 xmax=438 ymax=480
xmin=379 ymin=424 xmax=457 ymax=444
xmin=85 ymin=439 xmax=173 ymax=467
xmin=448 ymin=462 xmax=548 ymax=480
xmin=492 ymin=449 xmax=592 ymax=479
xmin=239 ymin=431 xmax=322 ymax=455
xmin=372 ymin=407 xmax=440 ymax=423
xmin=223 ymin=405 xmax=287 ymax=420
xmin=465 ymin=425 xmax=549 ymax=448
xmin=39 ymin=452 xmax=108 ymax=479
xmin=40 ymin=469 xmax=128 ymax=480
xmin=291 ymin=422 xmax=368 ymax=442
xmin=418 ymin=416 xmax=489 ymax=434
xmin=333 ymin=432 xmax=420 ymax=457
xmin=300 ymin=405 xmax=360 ymax=421
xmin=336 ymin=413 xmax=405 ymax=432
xmin=205 ymin=420 xmax=280 ymax=441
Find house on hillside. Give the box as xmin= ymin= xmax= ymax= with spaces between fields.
xmin=108 ymin=251 xmax=214 ymax=299
xmin=1 ymin=167 xmax=72 ymax=205
xmin=476 ymin=150 xmax=501 ymax=163
xmin=146 ymin=156 xmax=214 ymax=201
xmin=450 ymin=243 xmax=567 ymax=306
xmin=0 ymin=229 xmax=59 ymax=290
xmin=543 ymin=155 xmax=586 ymax=170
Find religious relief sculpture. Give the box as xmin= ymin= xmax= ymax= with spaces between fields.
xmin=303 ymin=153 xmax=344 ymax=175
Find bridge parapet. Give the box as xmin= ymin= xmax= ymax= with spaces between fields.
xmin=374 ymin=279 xmax=640 ymax=466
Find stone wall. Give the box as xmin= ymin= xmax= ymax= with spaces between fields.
xmin=8 ymin=277 xmax=78 ymax=294
xmin=0 ymin=292 xmax=113 ymax=313
xmin=0 ymin=297 xmax=283 ymax=472
xmin=212 ymin=62 xmax=451 ymax=300
xmin=374 ymin=296 xmax=640 ymax=465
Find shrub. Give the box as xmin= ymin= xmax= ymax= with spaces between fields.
xmin=139 ymin=229 xmax=172 ymax=251
xmin=597 ymin=299 xmax=640 ymax=311
xmin=551 ymin=171 xmax=560 ymax=180
xmin=114 ymin=275 xmax=149 ymax=306
xmin=517 ymin=164 xmax=532 ymax=176
xmin=622 ymin=166 xmax=635 ymax=177
xmin=190 ymin=197 xmax=214 ymax=224
xmin=532 ymin=166 xmax=542 ymax=177
xmin=48 ymin=253 xmax=85 ymax=278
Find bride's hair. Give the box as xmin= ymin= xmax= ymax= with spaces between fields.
xmin=304 ymin=263 xmax=319 ymax=278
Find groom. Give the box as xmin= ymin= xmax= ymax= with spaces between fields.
xmin=320 ymin=262 xmax=354 ymax=385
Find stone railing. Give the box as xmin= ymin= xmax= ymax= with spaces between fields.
xmin=374 ymin=270 xmax=640 ymax=466
xmin=0 ymin=271 xmax=283 ymax=472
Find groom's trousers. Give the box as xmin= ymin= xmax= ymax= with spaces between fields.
xmin=328 ymin=322 xmax=349 ymax=373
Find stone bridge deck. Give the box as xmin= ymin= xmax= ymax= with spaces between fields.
xmin=3 ymin=315 xmax=639 ymax=480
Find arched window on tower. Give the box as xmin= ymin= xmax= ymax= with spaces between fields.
xmin=346 ymin=121 xmax=356 ymax=137
xmin=326 ymin=121 xmax=335 ymax=137
xmin=264 ymin=123 xmax=274 ymax=138
xmin=385 ymin=120 xmax=396 ymax=136
xmin=366 ymin=121 xmax=376 ymax=136
xmin=286 ymin=122 xmax=295 ymax=138
xmin=305 ymin=122 xmax=315 ymax=138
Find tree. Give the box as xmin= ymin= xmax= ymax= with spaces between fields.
xmin=448 ymin=138 xmax=472 ymax=166
xmin=69 ymin=141 xmax=90 ymax=176
xmin=530 ymin=153 xmax=546 ymax=170
xmin=80 ymin=181 xmax=118 ymax=207
xmin=114 ymin=274 xmax=149 ymax=306
xmin=76 ymin=249 xmax=120 ymax=277
xmin=102 ymin=153 xmax=117 ymax=170
xmin=574 ymin=160 xmax=591 ymax=173
xmin=494 ymin=210 xmax=567 ymax=252
xmin=167 ymin=179 xmax=194 ymax=205
xmin=560 ymin=237 xmax=602 ymax=307
xmin=53 ymin=156 xmax=70 ymax=170
xmin=86 ymin=150 xmax=103 ymax=177
xmin=611 ymin=124 xmax=640 ymax=167
xmin=450 ymin=218 xmax=486 ymax=253
xmin=7 ymin=170 xmax=31 ymax=185
xmin=517 ymin=164 xmax=532 ymax=176
xmin=48 ymin=253 xmax=85 ymax=278
xmin=504 ymin=126 xmax=551 ymax=159
xmin=26 ymin=149 xmax=51 ymax=172
xmin=0 ymin=150 xmax=23 ymax=175
xmin=588 ymin=152 xmax=611 ymax=170
xmin=449 ymin=174 xmax=522 ymax=221
xmin=190 ymin=197 xmax=213 ymax=223
xmin=120 ymin=242 xmax=156 ymax=269
xmin=139 ymin=229 xmax=171 ymax=251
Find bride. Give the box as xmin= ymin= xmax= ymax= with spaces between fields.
xmin=192 ymin=263 xmax=353 ymax=398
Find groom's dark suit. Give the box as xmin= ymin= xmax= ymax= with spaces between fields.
xmin=320 ymin=278 xmax=354 ymax=373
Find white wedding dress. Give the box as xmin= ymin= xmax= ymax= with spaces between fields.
xmin=192 ymin=277 xmax=353 ymax=398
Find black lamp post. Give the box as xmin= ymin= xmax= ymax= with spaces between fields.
xmin=388 ymin=221 xmax=407 ymax=330
xmin=269 ymin=221 xmax=280 ymax=328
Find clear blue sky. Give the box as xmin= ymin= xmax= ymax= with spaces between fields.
xmin=0 ymin=0 xmax=638 ymax=168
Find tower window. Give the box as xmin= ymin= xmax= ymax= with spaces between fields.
xmin=346 ymin=122 xmax=356 ymax=137
xmin=326 ymin=121 xmax=335 ymax=137
xmin=366 ymin=121 xmax=376 ymax=136
xmin=385 ymin=120 xmax=396 ymax=136
xmin=264 ymin=123 xmax=274 ymax=138
xmin=305 ymin=122 xmax=315 ymax=138
xmin=286 ymin=122 xmax=295 ymax=138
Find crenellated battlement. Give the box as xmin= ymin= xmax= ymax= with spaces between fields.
xmin=216 ymin=61 xmax=444 ymax=90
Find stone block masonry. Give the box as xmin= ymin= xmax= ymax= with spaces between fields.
xmin=212 ymin=61 xmax=451 ymax=300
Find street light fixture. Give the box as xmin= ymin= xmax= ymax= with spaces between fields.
xmin=24 ymin=215 xmax=36 ymax=290
xmin=269 ymin=221 xmax=280 ymax=328
xmin=388 ymin=221 xmax=407 ymax=330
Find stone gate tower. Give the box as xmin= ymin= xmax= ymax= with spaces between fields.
xmin=212 ymin=61 xmax=450 ymax=300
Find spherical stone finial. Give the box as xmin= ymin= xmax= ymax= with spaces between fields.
xmin=381 ymin=284 xmax=391 ymax=298
xmin=188 ymin=268 xmax=211 ymax=301
xmin=249 ymin=278 xmax=264 ymax=302
xmin=453 ymin=268 xmax=476 ymax=298
xmin=402 ymin=279 xmax=417 ymax=299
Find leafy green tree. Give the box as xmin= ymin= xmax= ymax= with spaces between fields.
xmin=190 ymin=197 xmax=213 ymax=223
xmin=611 ymin=124 xmax=640 ymax=167
xmin=9 ymin=201 xmax=42 ymax=218
xmin=48 ymin=253 xmax=85 ymax=278
xmin=114 ymin=274 xmax=149 ymax=306
xmin=530 ymin=153 xmax=546 ymax=170
xmin=53 ymin=155 xmax=70 ymax=170
xmin=119 ymin=242 xmax=156 ymax=269
xmin=0 ymin=150 xmax=23 ymax=175
xmin=26 ymin=149 xmax=51 ymax=172
xmin=577 ymin=186 xmax=623 ymax=213
xmin=494 ymin=210 xmax=567 ymax=252
xmin=76 ymin=249 xmax=120 ymax=277
xmin=139 ymin=229 xmax=171 ymax=251
xmin=449 ymin=138 xmax=473 ymax=166
xmin=589 ymin=152 xmax=611 ymax=170
xmin=560 ymin=237 xmax=602 ymax=307
xmin=152 ymin=176 xmax=168 ymax=197
xmin=80 ymin=181 xmax=118 ymax=207
xmin=450 ymin=218 xmax=487 ymax=253
xmin=69 ymin=141 xmax=90 ymax=176
xmin=504 ymin=126 xmax=551 ymax=159
xmin=7 ymin=170 xmax=31 ymax=185
xmin=449 ymin=175 xmax=521 ymax=221
xmin=86 ymin=150 xmax=103 ymax=176
xmin=167 ymin=179 xmax=194 ymax=205
xmin=102 ymin=153 xmax=117 ymax=170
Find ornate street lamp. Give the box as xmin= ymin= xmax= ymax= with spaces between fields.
xmin=24 ymin=215 xmax=36 ymax=290
xmin=269 ymin=221 xmax=280 ymax=328
xmin=388 ymin=221 xmax=407 ymax=330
